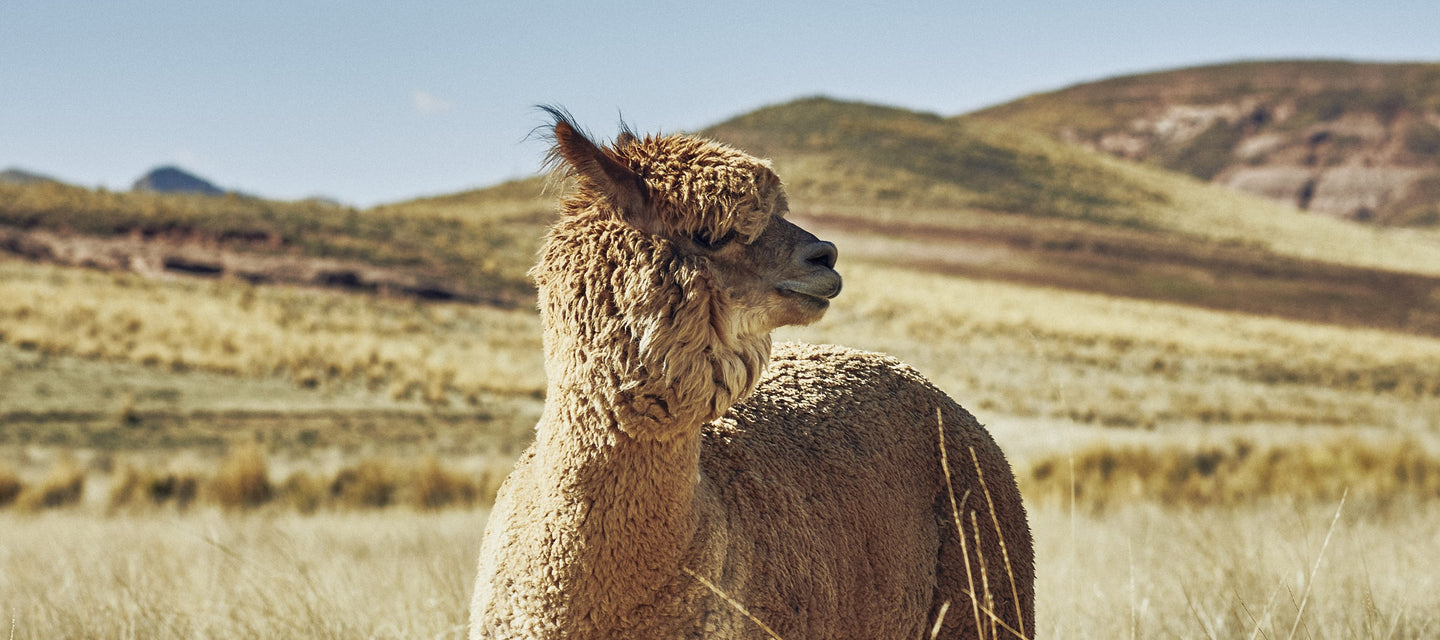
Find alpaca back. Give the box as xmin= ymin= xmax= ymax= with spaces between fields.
xmin=697 ymin=342 xmax=1035 ymax=639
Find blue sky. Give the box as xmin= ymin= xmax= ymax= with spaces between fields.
xmin=4 ymin=1 xmax=1439 ymax=207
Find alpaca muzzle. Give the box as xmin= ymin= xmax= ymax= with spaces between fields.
xmin=778 ymin=241 xmax=842 ymax=302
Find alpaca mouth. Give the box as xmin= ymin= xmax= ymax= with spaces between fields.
xmin=777 ymin=272 xmax=842 ymax=302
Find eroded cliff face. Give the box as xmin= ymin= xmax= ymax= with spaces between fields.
xmin=1098 ymin=102 xmax=1440 ymax=223
xmin=978 ymin=61 xmax=1440 ymax=226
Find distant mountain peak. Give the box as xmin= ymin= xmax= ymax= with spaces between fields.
xmin=132 ymin=165 xmax=225 ymax=195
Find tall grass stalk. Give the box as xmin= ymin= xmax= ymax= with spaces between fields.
xmin=1286 ymin=489 xmax=1347 ymax=640
xmin=679 ymin=567 xmax=785 ymax=640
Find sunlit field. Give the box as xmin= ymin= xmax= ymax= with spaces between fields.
xmin=4 ymin=499 xmax=1438 ymax=639
xmin=0 ymin=509 xmax=485 ymax=639
xmin=3 ymin=243 xmax=1438 ymax=637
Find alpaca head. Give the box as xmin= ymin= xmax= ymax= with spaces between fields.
xmin=532 ymin=110 xmax=842 ymax=435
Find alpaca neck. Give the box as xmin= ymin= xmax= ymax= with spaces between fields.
xmin=520 ymin=219 xmax=769 ymax=619
xmin=527 ymin=387 xmax=709 ymax=624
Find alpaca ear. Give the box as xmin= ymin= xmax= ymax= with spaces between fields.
xmin=552 ymin=118 xmax=660 ymax=235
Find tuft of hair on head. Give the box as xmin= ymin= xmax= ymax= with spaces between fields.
xmin=536 ymin=105 xmax=660 ymax=235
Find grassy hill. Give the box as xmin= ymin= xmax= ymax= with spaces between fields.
xmin=6 ymin=95 xmax=1440 ymax=335
xmin=969 ymin=60 xmax=1440 ymax=225
xmin=4 ymin=94 xmax=1439 ymax=441
xmin=5 ymin=94 xmax=1440 ymax=426
xmin=0 ymin=180 xmax=541 ymax=305
xmin=704 ymin=97 xmax=1440 ymax=335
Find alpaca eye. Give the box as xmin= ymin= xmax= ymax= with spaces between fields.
xmin=692 ymin=229 xmax=738 ymax=251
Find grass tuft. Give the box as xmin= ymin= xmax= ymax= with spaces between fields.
xmin=210 ymin=444 xmax=274 ymax=509
xmin=108 ymin=465 xmax=200 ymax=511
xmin=0 ymin=466 xmax=22 ymax=508
xmin=279 ymin=470 xmax=327 ymax=514
xmin=329 ymin=458 xmax=402 ymax=509
xmin=16 ymin=458 xmax=85 ymax=511
xmin=1023 ymin=436 xmax=1440 ymax=511
xmin=411 ymin=455 xmax=479 ymax=510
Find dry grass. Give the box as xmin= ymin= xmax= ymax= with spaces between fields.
xmin=14 ymin=457 xmax=85 ymax=512
xmin=1031 ymin=497 xmax=1440 ymax=639
xmin=1024 ymin=435 xmax=1440 ymax=512
xmin=412 ymin=455 xmax=488 ymax=511
xmin=31 ymin=450 xmax=511 ymax=515
xmin=210 ymin=444 xmax=274 ymax=509
xmin=0 ymin=256 xmax=544 ymax=403
xmin=3 ymin=498 xmax=1435 ymax=639
xmin=777 ymin=262 xmax=1440 ymax=433
xmin=0 ymin=509 xmax=484 ymax=639
xmin=328 ymin=458 xmax=404 ymax=509
xmin=0 ymin=465 xmax=22 ymax=507
xmin=107 ymin=465 xmax=201 ymax=512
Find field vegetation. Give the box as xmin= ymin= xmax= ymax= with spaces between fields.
xmin=3 ymin=93 xmax=1440 ymax=637
xmin=4 ymin=482 xmax=1438 ymax=638
xmin=5 ymin=249 xmax=1439 ymax=636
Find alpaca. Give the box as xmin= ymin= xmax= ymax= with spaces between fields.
xmin=469 ymin=111 xmax=1034 ymax=639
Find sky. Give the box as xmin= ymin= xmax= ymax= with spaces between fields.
xmin=4 ymin=1 xmax=1440 ymax=207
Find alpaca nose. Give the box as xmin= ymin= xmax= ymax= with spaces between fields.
xmin=799 ymin=241 xmax=838 ymax=270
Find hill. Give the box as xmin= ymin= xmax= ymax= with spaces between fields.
xmin=0 ymin=167 xmax=63 ymax=186
xmin=969 ymin=60 xmax=1440 ymax=225
xmin=702 ymin=97 xmax=1440 ymax=335
xmin=7 ymin=96 xmax=1440 ymax=335
xmin=132 ymin=165 xmax=225 ymax=195
xmin=0 ymin=179 xmax=536 ymax=306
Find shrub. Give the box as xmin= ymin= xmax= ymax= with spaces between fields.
xmin=17 ymin=460 xmax=86 ymax=511
xmin=329 ymin=459 xmax=401 ymax=509
xmin=109 ymin=465 xmax=201 ymax=511
xmin=279 ymin=470 xmax=326 ymax=514
xmin=210 ymin=445 xmax=273 ymax=509
xmin=0 ymin=467 xmax=22 ymax=508
xmin=1404 ymin=121 xmax=1440 ymax=157
xmin=411 ymin=455 xmax=479 ymax=510
xmin=1023 ymin=436 xmax=1440 ymax=512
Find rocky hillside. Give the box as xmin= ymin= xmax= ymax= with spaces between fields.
xmin=969 ymin=60 xmax=1440 ymax=225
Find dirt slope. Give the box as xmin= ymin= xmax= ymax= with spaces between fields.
xmin=970 ymin=60 xmax=1440 ymax=225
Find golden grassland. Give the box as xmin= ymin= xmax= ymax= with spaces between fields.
xmin=0 ymin=446 xmax=505 ymax=515
xmin=3 ymin=427 xmax=1436 ymax=520
xmin=0 ymin=509 xmax=484 ymax=639
xmin=777 ymin=262 xmax=1440 ymax=434
xmin=0 ymin=257 xmax=544 ymax=402
xmin=1030 ymin=497 xmax=1440 ymax=638
xmin=2 ymin=498 xmax=1438 ymax=639
xmin=4 ymin=210 xmax=1440 ymax=637
xmin=6 ymin=255 xmax=1437 ymax=436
